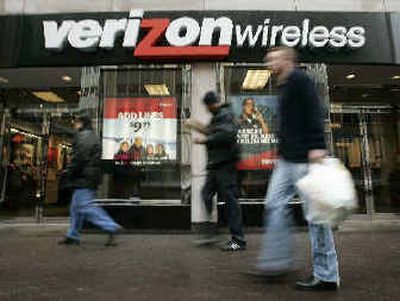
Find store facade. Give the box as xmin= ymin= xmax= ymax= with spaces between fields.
xmin=0 ymin=9 xmax=399 ymax=228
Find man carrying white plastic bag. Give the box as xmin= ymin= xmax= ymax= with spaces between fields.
xmin=296 ymin=157 xmax=358 ymax=226
xmin=246 ymin=47 xmax=341 ymax=291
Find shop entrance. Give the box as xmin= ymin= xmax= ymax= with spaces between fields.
xmin=331 ymin=105 xmax=400 ymax=215
xmin=0 ymin=107 xmax=77 ymax=219
xmin=0 ymin=68 xmax=80 ymax=219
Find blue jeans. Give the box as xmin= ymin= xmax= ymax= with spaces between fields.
xmin=257 ymin=159 xmax=339 ymax=283
xmin=67 ymin=189 xmax=121 ymax=241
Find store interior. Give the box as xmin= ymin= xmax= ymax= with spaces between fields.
xmin=328 ymin=65 xmax=400 ymax=213
xmin=0 ymin=64 xmax=399 ymax=216
xmin=0 ymin=67 xmax=80 ymax=216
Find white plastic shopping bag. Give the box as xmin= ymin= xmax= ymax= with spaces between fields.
xmin=295 ymin=157 xmax=358 ymax=226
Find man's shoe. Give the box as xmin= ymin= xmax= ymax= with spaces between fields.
xmin=243 ymin=268 xmax=291 ymax=279
xmin=295 ymin=276 xmax=338 ymax=291
xmin=105 ymin=226 xmax=126 ymax=246
xmin=58 ymin=237 xmax=80 ymax=246
xmin=220 ymin=240 xmax=246 ymax=251
xmin=105 ymin=233 xmax=118 ymax=247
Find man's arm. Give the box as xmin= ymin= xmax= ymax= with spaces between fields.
xmin=206 ymin=113 xmax=238 ymax=146
xmin=301 ymin=74 xmax=327 ymax=161
xmin=184 ymin=119 xmax=208 ymax=135
xmin=66 ymin=134 xmax=87 ymax=177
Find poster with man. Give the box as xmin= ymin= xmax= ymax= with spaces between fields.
xmin=230 ymin=95 xmax=279 ymax=170
xmin=102 ymin=97 xmax=177 ymax=165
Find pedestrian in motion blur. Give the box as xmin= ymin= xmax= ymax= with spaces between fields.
xmin=185 ymin=91 xmax=246 ymax=251
xmin=59 ymin=114 xmax=122 ymax=247
xmin=248 ymin=47 xmax=340 ymax=291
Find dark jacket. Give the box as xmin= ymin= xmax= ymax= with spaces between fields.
xmin=67 ymin=128 xmax=102 ymax=189
xmin=278 ymin=68 xmax=326 ymax=163
xmin=205 ymin=104 xmax=240 ymax=169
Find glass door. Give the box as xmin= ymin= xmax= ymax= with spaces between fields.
xmin=330 ymin=107 xmax=368 ymax=213
xmin=330 ymin=105 xmax=400 ymax=215
xmin=43 ymin=111 xmax=75 ymax=217
xmin=363 ymin=109 xmax=400 ymax=213
xmin=0 ymin=108 xmax=47 ymax=218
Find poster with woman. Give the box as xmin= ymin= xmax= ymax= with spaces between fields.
xmin=102 ymin=97 xmax=177 ymax=165
xmin=230 ymin=95 xmax=279 ymax=170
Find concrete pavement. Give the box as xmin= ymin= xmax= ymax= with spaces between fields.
xmin=0 ymin=223 xmax=399 ymax=301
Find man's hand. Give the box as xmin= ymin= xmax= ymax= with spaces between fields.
xmin=183 ymin=119 xmax=194 ymax=129
xmin=193 ymin=137 xmax=206 ymax=144
xmin=184 ymin=119 xmax=207 ymax=135
xmin=308 ymin=149 xmax=327 ymax=163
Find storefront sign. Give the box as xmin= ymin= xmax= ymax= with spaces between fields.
xmin=43 ymin=9 xmax=366 ymax=60
xmin=102 ymin=97 xmax=177 ymax=165
xmin=231 ymin=95 xmax=279 ymax=170
xmin=0 ymin=11 xmax=396 ymax=67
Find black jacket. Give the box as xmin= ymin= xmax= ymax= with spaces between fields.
xmin=205 ymin=104 xmax=240 ymax=169
xmin=278 ymin=68 xmax=326 ymax=162
xmin=67 ymin=128 xmax=102 ymax=189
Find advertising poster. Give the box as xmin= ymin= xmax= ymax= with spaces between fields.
xmin=102 ymin=97 xmax=177 ymax=165
xmin=230 ymin=95 xmax=279 ymax=170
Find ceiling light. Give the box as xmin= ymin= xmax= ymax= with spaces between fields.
xmin=10 ymin=128 xmax=40 ymax=139
xmin=61 ymin=75 xmax=72 ymax=82
xmin=32 ymin=91 xmax=65 ymax=103
xmin=391 ymin=75 xmax=400 ymax=80
xmin=0 ymin=76 xmax=9 ymax=84
xmin=144 ymin=84 xmax=170 ymax=96
xmin=346 ymin=74 xmax=356 ymax=80
xmin=242 ymin=70 xmax=271 ymax=90
xmin=390 ymin=88 xmax=400 ymax=92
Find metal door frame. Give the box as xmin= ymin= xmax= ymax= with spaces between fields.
xmin=330 ymin=103 xmax=395 ymax=218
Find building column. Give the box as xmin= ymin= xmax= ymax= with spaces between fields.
xmin=190 ymin=63 xmax=218 ymax=224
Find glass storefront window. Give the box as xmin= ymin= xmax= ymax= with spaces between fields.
xmin=221 ymin=64 xmax=279 ymax=201
xmin=221 ymin=64 xmax=329 ymax=202
xmin=99 ymin=66 xmax=186 ymax=202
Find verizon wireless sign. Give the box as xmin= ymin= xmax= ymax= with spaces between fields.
xmin=43 ymin=9 xmax=366 ymax=60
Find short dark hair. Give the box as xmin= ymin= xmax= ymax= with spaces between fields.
xmin=203 ymin=91 xmax=220 ymax=105
xmin=264 ymin=46 xmax=298 ymax=63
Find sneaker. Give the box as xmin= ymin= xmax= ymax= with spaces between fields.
xmin=220 ymin=240 xmax=246 ymax=251
xmin=59 ymin=237 xmax=80 ymax=246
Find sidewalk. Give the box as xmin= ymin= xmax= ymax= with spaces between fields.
xmin=0 ymin=222 xmax=399 ymax=301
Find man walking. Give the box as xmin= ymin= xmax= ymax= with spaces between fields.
xmin=251 ymin=47 xmax=340 ymax=291
xmin=185 ymin=91 xmax=246 ymax=251
xmin=59 ymin=114 xmax=121 ymax=246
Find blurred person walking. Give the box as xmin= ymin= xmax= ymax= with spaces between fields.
xmin=185 ymin=91 xmax=246 ymax=251
xmin=59 ymin=115 xmax=122 ymax=247
xmin=247 ymin=47 xmax=340 ymax=291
